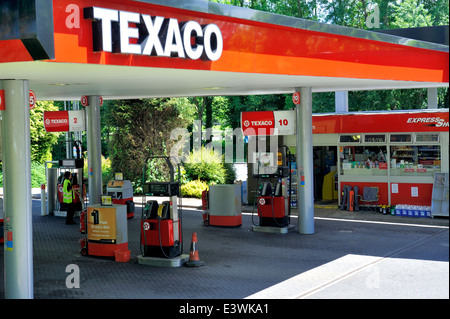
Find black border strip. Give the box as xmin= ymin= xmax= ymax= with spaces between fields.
xmin=0 ymin=0 xmax=54 ymax=60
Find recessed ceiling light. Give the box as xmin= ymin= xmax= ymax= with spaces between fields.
xmin=49 ymin=83 xmax=85 ymax=86
xmin=203 ymin=87 xmax=228 ymax=90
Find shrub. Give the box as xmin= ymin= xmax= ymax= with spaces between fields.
xmin=180 ymin=180 xmax=209 ymax=198
xmin=101 ymin=156 xmax=113 ymax=188
xmin=30 ymin=162 xmax=47 ymax=188
xmin=223 ymin=162 xmax=236 ymax=184
xmin=1 ymin=162 xmax=47 ymax=188
xmin=83 ymin=154 xmax=113 ymax=191
xmin=182 ymin=147 xmax=227 ymax=184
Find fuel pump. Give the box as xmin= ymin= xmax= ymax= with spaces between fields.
xmin=106 ymin=177 xmax=135 ymax=219
xmin=139 ymin=156 xmax=187 ymax=266
xmin=253 ymin=145 xmax=293 ymax=233
xmin=56 ymin=140 xmax=86 ymax=216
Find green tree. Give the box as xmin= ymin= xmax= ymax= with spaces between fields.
xmin=318 ymin=0 xmax=367 ymax=27
xmin=389 ymin=0 xmax=433 ymax=28
xmin=107 ymin=98 xmax=196 ymax=190
xmin=209 ymin=0 xmax=247 ymax=6
xmin=30 ymin=101 xmax=62 ymax=163
xmin=422 ymin=0 xmax=449 ymax=26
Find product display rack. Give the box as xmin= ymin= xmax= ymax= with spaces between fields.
xmin=431 ymin=173 xmax=449 ymax=218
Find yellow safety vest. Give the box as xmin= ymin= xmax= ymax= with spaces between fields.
xmin=63 ymin=179 xmax=73 ymax=204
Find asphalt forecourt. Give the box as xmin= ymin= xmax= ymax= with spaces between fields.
xmin=1 ymin=200 xmax=447 ymax=302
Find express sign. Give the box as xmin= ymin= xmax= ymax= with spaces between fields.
xmin=312 ymin=111 xmax=449 ymax=134
xmin=406 ymin=116 xmax=448 ymax=128
xmin=241 ymin=110 xmax=296 ymax=136
xmin=84 ymin=7 xmax=223 ymax=61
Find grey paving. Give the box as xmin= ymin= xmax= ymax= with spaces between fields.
xmin=0 ymin=197 xmax=448 ymax=300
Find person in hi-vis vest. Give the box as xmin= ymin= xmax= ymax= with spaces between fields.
xmin=63 ymin=171 xmax=78 ymax=225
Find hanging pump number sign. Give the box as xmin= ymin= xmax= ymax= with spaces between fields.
xmin=241 ymin=110 xmax=296 ymax=136
xmin=43 ymin=110 xmax=86 ymax=132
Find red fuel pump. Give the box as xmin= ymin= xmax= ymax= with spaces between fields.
xmin=141 ymin=200 xmax=181 ymax=258
xmin=257 ymin=182 xmax=289 ymax=227
xmin=253 ymin=146 xmax=292 ymax=230
xmin=139 ymin=156 xmax=184 ymax=263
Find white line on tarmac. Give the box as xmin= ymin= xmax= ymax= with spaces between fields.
xmin=182 ymin=208 xmax=448 ymax=229
xmin=241 ymin=212 xmax=449 ymax=229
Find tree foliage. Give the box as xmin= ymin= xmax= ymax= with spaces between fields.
xmin=389 ymin=0 xmax=441 ymax=28
xmin=207 ymin=0 xmax=449 ymax=126
xmin=107 ymin=98 xmax=196 ymax=189
xmin=210 ymin=0 xmax=449 ymax=28
xmin=30 ymin=101 xmax=62 ymax=163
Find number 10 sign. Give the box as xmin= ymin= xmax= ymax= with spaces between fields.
xmin=274 ymin=110 xmax=296 ymax=135
xmin=241 ymin=110 xmax=296 ymax=136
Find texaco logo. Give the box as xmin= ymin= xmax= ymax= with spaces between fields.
xmin=243 ymin=120 xmax=250 ymax=127
xmin=259 ymin=198 xmax=266 ymax=205
xmin=45 ymin=119 xmax=50 ymax=125
xmin=143 ymin=222 xmax=150 ymax=231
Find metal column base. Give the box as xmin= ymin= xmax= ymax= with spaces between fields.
xmin=137 ymin=254 xmax=189 ymax=267
xmin=252 ymin=224 xmax=295 ymax=234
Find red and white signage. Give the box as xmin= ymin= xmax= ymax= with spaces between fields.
xmin=292 ymin=92 xmax=300 ymax=105
xmin=312 ymin=111 xmax=449 ymax=134
xmin=81 ymin=95 xmax=104 ymax=107
xmin=29 ymin=90 xmax=36 ymax=109
xmin=81 ymin=96 xmax=89 ymax=107
xmin=44 ymin=110 xmax=86 ymax=132
xmin=241 ymin=111 xmax=274 ymax=136
xmin=44 ymin=111 xmax=69 ymax=132
xmin=241 ymin=110 xmax=296 ymax=136
xmin=274 ymin=110 xmax=296 ymax=135
xmin=69 ymin=110 xmax=86 ymax=131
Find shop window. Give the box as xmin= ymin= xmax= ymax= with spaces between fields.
xmin=415 ymin=133 xmax=439 ymax=143
xmin=340 ymin=146 xmax=388 ymax=176
xmin=390 ymin=145 xmax=440 ymax=176
xmin=339 ymin=134 xmax=360 ymax=143
xmin=390 ymin=134 xmax=412 ymax=143
xmin=364 ymin=134 xmax=386 ymax=143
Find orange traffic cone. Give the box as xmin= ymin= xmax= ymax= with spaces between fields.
xmin=186 ymin=232 xmax=204 ymax=267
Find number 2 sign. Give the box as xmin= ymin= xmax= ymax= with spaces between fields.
xmin=68 ymin=110 xmax=85 ymax=131
xmin=44 ymin=110 xmax=86 ymax=132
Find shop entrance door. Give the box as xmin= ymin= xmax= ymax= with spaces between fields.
xmin=313 ymin=146 xmax=338 ymax=203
